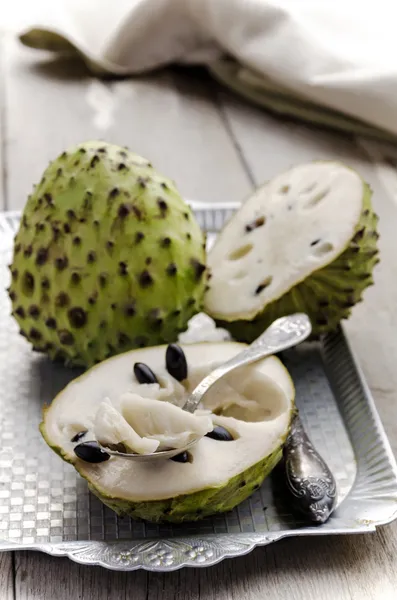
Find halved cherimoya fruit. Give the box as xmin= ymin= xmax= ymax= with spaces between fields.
xmin=205 ymin=162 xmax=379 ymax=339
xmin=40 ymin=342 xmax=295 ymax=522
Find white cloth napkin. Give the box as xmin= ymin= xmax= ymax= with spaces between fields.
xmin=17 ymin=0 xmax=397 ymax=141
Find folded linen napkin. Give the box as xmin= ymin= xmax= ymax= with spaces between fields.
xmin=16 ymin=0 xmax=397 ymax=142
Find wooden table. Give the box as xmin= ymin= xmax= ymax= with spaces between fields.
xmin=1 ymin=32 xmax=397 ymax=600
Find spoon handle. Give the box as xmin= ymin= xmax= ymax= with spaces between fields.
xmin=283 ymin=413 xmax=337 ymax=524
xmin=183 ymin=313 xmax=311 ymax=414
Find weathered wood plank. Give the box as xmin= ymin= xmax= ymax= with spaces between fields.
xmin=3 ymin=37 xmax=250 ymax=210
xmin=14 ymin=551 xmax=147 ymax=600
xmin=0 ymin=552 xmax=15 ymax=600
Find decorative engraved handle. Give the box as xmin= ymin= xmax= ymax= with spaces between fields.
xmin=283 ymin=413 xmax=337 ymax=524
xmin=183 ymin=314 xmax=312 ymax=414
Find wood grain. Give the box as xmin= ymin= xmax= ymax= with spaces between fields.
xmin=14 ymin=551 xmax=147 ymax=600
xmin=2 ymin=36 xmax=251 ymax=210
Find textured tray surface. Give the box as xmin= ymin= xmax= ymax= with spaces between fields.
xmin=0 ymin=208 xmax=397 ymax=572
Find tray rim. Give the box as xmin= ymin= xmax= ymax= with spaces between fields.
xmin=1 ymin=207 xmax=397 ymax=572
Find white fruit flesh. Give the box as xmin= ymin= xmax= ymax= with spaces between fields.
xmin=95 ymin=395 xmax=213 ymax=453
xmin=205 ymin=162 xmax=364 ymax=320
xmin=43 ymin=342 xmax=294 ymax=501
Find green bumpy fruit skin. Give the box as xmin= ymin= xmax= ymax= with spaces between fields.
xmin=214 ymin=182 xmax=379 ymax=340
xmin=88 ymin=447 xmax=282 ymax=523
xmin=39 ymin=413 xmax=290 ymax=523
xmin=8 ymin=142 xmax=207 ymax=367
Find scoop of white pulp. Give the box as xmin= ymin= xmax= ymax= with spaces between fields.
xmin=94 ymin=395 xmax=213 ymax=455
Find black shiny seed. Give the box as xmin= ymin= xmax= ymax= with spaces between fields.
xmin=74 ymin=441 xmax=110 ymax=463
xmin=55 ymin=256 xmax=68 ymax=271
xmin=139 ymin=270 xmax=153 ymax=288
xmin=165 ymin=344 xmax=188 ymax=382
xmin=87 ymin=251 xmax=96 ymax=264
xmin=45 ymin=318 xmax=57 ymax=329
xmin=58 ymin=330 xmax=74 ymax=345
xmin=36 ymin=247 xmax=49 ymax=266
xmin=68 ymin=307 xmax=88 ymax=328
xmin=170 ymin=451 xmax=189 ymax=463
xmin=71 ymin=431 xmax=87 ymax=443
xmin=134 ymin=362 xmax=158 ymax=384
xmin=28 ymin=305 xmax=40 ymax=319
xmin=310 ymin=239 xmax=321 ymax=246
xmin=205 ymin=426 xmax=233 ymax=442
xmin=166 ymin=263 xmax=177 ymax=276
xmin=56 ymin=292 xmax=70 ymax=308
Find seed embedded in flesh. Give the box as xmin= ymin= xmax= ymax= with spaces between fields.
xmin=71 ymin=431 xmax=87 ymax=443
xmin=170 ymin=451 xmax=190 ymax=463
xmin=205 ymin=426 xmax=233 ymax=442
xmin=74 ymin=441 xmax=110 ymax=463
xmin=134 ymin=362 xmax=158 ymax=384
xmin=165 ymin=344 xmax=188 ymax=382
xmin=245 ymin=216 xmax=266 ymax=233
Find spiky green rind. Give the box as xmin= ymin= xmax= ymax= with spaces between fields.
xmin=213 ymin=182 xmax=379 ymax=340
xmin=9 ymin=142 xmax=207 ymax=367
xmin=87 ymin=447 xmax=282 ymax=523
xmin=40 ymin=410 xmax=291 ymax=524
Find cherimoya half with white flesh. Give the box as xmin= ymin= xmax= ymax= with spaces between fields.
xmin=40 ymin=342 xmax=295 ymax=523
xmin=205 ymin=161 xmax=379 ymax=339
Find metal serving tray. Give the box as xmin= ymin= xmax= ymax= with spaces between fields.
xmin=0 ymin=206 xmax=396 ymax=572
